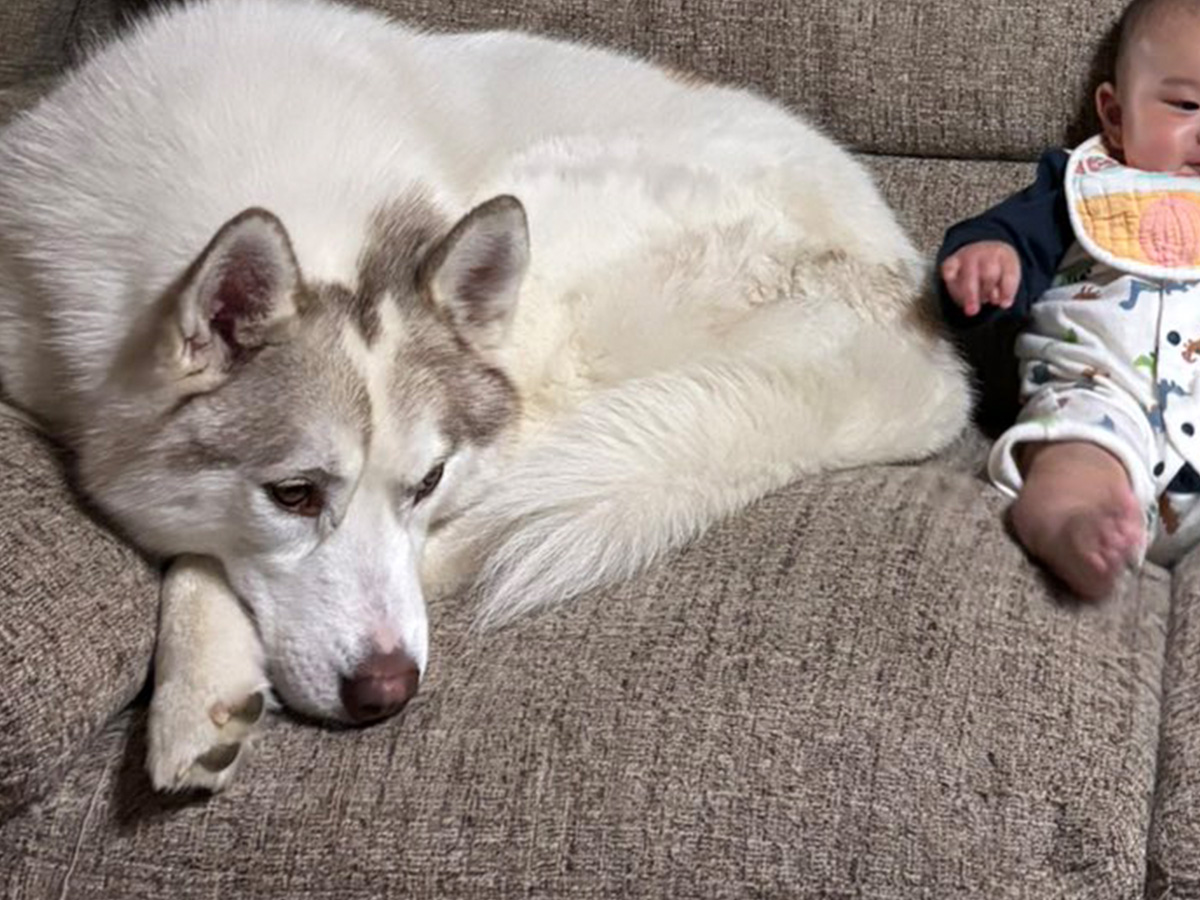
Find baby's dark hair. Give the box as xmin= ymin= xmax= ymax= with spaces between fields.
xmin=1114 ymin=0 xmax=1200 ymax=79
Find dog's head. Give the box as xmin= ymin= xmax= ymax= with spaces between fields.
xmin=78 ymin=195 xmax=527 ymax=722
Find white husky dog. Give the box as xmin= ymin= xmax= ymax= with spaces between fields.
xmin=0 ymin=0 xmax=967 ymax=790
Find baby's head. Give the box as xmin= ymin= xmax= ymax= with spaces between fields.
xmin=1097 ymin=0 xmax=1200 ymax=173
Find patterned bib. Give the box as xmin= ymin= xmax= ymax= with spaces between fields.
xmin=1067 ymin=135 xmax=1200 ymax=281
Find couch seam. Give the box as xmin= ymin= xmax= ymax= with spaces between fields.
xmin=55 ymin=768 xmax=105 ymax=900
xmin=1141 ymin=572 xmax=1181 ymax=900
xmin=852 ymin=148 xmax=1043 ymax=166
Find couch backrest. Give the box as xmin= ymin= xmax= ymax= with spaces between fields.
xmin=0 ymin=0 xmax=142 ymax=90
xmin=0 ymin=0 xmax=78 ymax=87
xmin=13 ymin=0 xmax=1131 ymax=161
xmin=346 ymin=0 xmax=1130 ymax=161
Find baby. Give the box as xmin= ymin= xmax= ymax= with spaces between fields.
xmin=938 ymin=0 xmax=1200 ymax=598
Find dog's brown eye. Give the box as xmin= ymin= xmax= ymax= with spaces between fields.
xmin=413 ymin=462 xmax=444 ymax=504
xmin=267 ymin=480 xmax=322 ymax=517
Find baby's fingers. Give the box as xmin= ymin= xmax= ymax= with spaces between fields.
xmin=950 ymin=257 xmax=982 ymax=315
xmin=996 ymin=263 xmax=1020 ymax=308
xmin=978 ymin=256 xmax=1007 ymax=305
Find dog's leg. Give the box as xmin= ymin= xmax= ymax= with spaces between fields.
xmin=147 ymin=555 xmax=269 ymax=792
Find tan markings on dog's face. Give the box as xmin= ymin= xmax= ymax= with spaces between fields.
xmin=85 ymin=275 xmax=369 ymax=495
xmin=354 ymin=192 xmax=447 ymax=343
xmin=317 ymin=282 xmax=381 ymax=346
xmin=168 ymin=299 xmax=372 ymax=480
xmin=90 ymin=191 xmax=523 ymax=564
xmin=389 ymin=319 xmax=519 ymax=448
xmin=88 ymin=190 xmax=524 ymax=537
xmin=285 ymin=193 xmax=446 ymax=351
xmin=344 ymin=192 xmax=521 ymax=455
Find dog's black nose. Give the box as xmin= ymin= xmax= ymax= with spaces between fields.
xmin=339 ymin=649 xmax=420 ymax=724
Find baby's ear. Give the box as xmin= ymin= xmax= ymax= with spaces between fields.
xmin=1096 ymin=82 xmax=1124 ymax=149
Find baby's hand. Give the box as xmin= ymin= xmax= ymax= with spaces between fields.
xmin=939 ymin=240 xmax=1021 ymax=317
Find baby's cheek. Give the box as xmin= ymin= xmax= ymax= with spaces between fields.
xmin=1130 ymin=126 xmax=1190 ymax=172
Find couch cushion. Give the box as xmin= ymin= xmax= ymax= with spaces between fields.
xmin=0 ymin=462 xmax=1167 ymax=898
xmin=0 ymin=407 xmax=158 ymax=820
xmin=1146 ymin=547 xmax=1200 ymax=898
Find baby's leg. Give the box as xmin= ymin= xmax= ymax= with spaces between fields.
xmin=1008 ymin=441 xmax=1144 ymax=600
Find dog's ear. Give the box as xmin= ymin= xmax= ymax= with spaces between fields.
xmin=422 ymin=195 xmax=528 ymax=351
xmin=167 ymin=208 xmax=301 ymax=391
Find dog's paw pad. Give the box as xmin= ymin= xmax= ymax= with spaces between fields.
xmin=209 ymin=691 xmax=265 ymax=732
xmin=195 ymin=741 xmax=241 ymax=772
xmin=148 ymin=686 xmax=267 ymax=793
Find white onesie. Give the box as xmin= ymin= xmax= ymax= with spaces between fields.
xmin=990 ymin=135 xmax=1200 ymax=564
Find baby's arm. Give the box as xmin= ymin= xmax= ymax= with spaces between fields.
xmin=935 ymin=149 xmax=1072 ymax=329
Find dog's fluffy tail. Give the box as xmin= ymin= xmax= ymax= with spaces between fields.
xmin=463 ymin=300 xmax=969 ymax=627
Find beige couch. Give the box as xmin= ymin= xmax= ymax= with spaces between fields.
xmin=0 ymin=0 xmax=1192 ymax=897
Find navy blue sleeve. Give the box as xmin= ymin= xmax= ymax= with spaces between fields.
xmin=935 ymin=149 xmax=1073 ymax=330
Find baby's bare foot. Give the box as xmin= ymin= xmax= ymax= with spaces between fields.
xmin=1009 ymin=443 xmax=1144 ymax=600
xmin=1035 ymin=496 xmax=1142 ymax=599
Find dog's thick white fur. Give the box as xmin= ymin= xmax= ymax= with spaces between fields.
xmin=0 ymin=0 xmax=968 ymax=790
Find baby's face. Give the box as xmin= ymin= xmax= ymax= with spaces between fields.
xmin=1100 ymin=12 xmax=1200 ymax=174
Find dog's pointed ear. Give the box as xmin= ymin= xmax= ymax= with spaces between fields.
xmin=422 ymin=195 xmax=528 ymax=351
xmin=168 ymin=208 xmax=302 ymax=390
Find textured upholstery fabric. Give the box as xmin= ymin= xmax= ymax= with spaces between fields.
xmin=863 ymin=156 xmax=1040 ymax=257
xmin=0 ymin=0 xmax=1189 ymax=897
xmin=1146 ymin=546 xmax=1200 ymax=899
xmin=0 ymin=0 xmax=77 ymax=87
xmin=0 ymin=409 xmax=158 ymax=820
xmin=0 ymin=466 xmax=1168 ymax=899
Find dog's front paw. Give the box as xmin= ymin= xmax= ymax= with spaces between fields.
xmin=147 ymin=680 xmax=267 ymax=792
